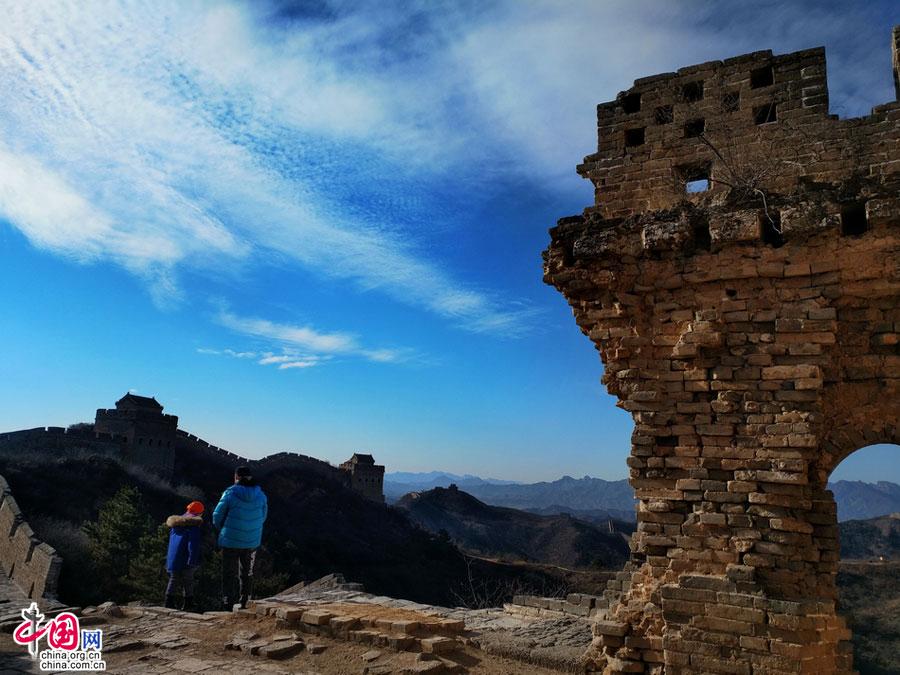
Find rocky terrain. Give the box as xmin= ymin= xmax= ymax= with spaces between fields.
xmin=395 ymin=486 xmax=631 ymax=570
xmin=837 ymin=561 xmax=900 ymax=675
xmin=0 ymin=574 xmax=593 ymax=674
xmin=838 ymin=513 xmax=900 ymax=560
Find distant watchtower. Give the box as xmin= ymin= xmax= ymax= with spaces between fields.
xmin=340 ymin=453 xmax=385 ymax=503
xmin=94 ymin=394 xmax=178 ymax=478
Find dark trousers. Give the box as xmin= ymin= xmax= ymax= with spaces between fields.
xmin=166 ymin=567 xmax=196 ymax=597
xmin=222 ymin=548 xmax=256 ymax=607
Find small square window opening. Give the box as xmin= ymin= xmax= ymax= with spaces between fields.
xmin=750 ymin=65 xmax=775 ymax=89
xmin=625 ymin=127 xmax=645 ymax=147
xmin=679 ymin=162 xmax=712 ymax=194
xmin=686 ymin=179 xmax=710 ymax=193
xmin=753 ymin=103 xmax=777 ymax=125
xmin=684 ymin=118 xmax=705 ymax=138
xmin=654 ymin=105 xmax=674 ymax=125
xmin=760 ymin=211 xmax=784 ymax=247
xmin=722 ymin=92 xmax=740 ymax=112
xmin=682 ymin=80 xmax=704 ymax=102
xmin=622 ymin=92 xmax=641 ymax=113
xmin=841 ymin=202 xmax=868 ymax=236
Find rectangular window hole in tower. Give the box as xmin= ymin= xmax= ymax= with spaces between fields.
xmin=754 ymin=102 xmax=777 ymax=125
xmin=722 ymin=91 xmax=740 ymax=112
xmin=686 ymin=179 xmax=709 ymax=193
xmin=682 ymin=80 xmax=704 ymax=102
xmin=841 ymin=202 xmax=868 ymax=236
xmin=680 ymin=162 xmax=711 ymax=194
xmin=622 ymin=92 xmax=641 ymax=113
xmin=625 ymin=127 xmax=646 ymax=147
xmin=657 ymin=435 xmax=678 ymax=447
xmin=654 ymin=105 xmax=674 ymax=125
xmin=750 ymin=64 xmax=774 ymax=88
xmin=693 ymin=216 xmax=712 ymax=251
xmin=684 ymin=118 xmax=705 ymax=138
xmin=760 ymin=210 xmax=783 ymax=247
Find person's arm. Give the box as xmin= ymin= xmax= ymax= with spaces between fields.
xmin=212 ymin=491 xmax=230 ymax=530
xmin=261 ymin=492 xmax=268 ymax=523
xmin=186 ymin=526 xmax=202 ymax=567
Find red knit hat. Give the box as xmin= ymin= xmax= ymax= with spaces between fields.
xmin=186 ymin=501 xmax=205 ymax=515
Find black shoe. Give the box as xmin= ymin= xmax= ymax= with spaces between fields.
xmin=182 ymin=596 xmax=197 ymax=613
xmin=164 ymin=595 xmax=178 ymax=609
xmin=239 ymin=594 xmax=249 ymax=609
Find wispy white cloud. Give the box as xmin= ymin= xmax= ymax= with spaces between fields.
xmin=0 ymin=1 xmax=531 ymax=332
xmin=197 ymin=346 xmax=327 ymax=371
xmin=0 ymin=1 xmax=891 ymax=333
xmin=213 ymin=308 xmax=409 ymax=366
xmin=218 ymin=311 xmax=357 ymax=354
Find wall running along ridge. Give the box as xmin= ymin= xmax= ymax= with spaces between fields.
xmin=0 ymin=474 xmax=62 ymax=602
xmin=543 ymin=28 xmax=900 ymax=674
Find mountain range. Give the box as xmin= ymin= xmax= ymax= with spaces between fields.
xmin=395 ymin=485 xmax=632 ymax=570
xmin=388 ymin=473 xmax=900 ymax=523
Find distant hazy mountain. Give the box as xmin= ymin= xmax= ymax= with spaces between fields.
xmin=464 ymin=476 xmax=638 ymax=519
xmin=386 ymin=470 xmax=519 ymax=485
xmin=384 ymin=471 xmax=519 ymax=500
xmin=396 ymin=485 xmax=631 ymax=570
xmin=523 ymin=505 xmax=638 ymax=525
xmin=390 ymin=473 xmax=900 ymax=524
xmin=829 ymin=481 xmax=900 ymax=522
xmin=839 ymin=513 xmax=900 ymax=559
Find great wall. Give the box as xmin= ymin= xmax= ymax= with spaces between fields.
xmin=0 ymin=474 xmax=61 ymax=604
xmin=0 ymin=393 xmax=386 ymax=505
xmin=0 ymin=394 xmax=386 ymax=609
xmin=544 ymin=25 xmax=900 ymax=675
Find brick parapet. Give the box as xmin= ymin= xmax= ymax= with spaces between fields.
xmin=579 ymin=35 xmax=900 ymax=223
xmin=545 ymin=28 xmax=899 ymax=675
xmin=0 ymin=475 xmax=62 ymax=602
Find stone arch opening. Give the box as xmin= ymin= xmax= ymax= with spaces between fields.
xmin=827 ymin=442 xmax=900 ymax=675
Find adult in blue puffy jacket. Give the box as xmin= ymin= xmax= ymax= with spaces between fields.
xmin=213 ymin=465 xmax=267 ymax=610
xmin=165 ymin=500 xmax=205 ymax=612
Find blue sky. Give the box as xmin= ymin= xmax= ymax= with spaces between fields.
xmin=0 ymin=1 xmax=897 ymax=482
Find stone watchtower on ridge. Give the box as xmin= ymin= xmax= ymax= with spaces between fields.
xmin=94 ymin=393 xmax=178 ymax=478
xmin=340 ymin=453 xmax=386 ymax=503
xmin=545 ymin=28 xmax=899 ymax=675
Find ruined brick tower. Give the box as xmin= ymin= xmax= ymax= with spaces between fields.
xmin=544 ymin=27 xmax=900 ymax=675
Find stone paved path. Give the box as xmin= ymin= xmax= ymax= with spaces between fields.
xmin=0 ymin=575 xmax=591 ymax=674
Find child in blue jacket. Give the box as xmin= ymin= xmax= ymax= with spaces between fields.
xmin=164 ymin=501 xmax=204 ymax=612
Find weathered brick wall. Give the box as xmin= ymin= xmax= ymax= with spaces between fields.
xmin=0 ymin=475 xmax=62 ymax=602
xmin=544 ymin=27 xmax=899 ymax=675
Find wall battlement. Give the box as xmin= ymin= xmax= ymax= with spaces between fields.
xmin=0 ymin=474 xmax=61 ymax=602
xmin=579 ymin=28 xmax=900 ymax=227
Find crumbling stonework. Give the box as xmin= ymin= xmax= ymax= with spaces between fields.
xmin=0 ymin=474 xmax=62 ymax=602
xmin=544 ymin=28 xmax=900 ymax=674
